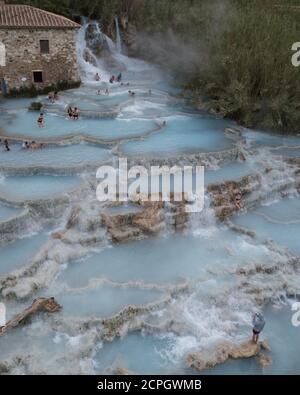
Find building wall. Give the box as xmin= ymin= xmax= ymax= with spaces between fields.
xmin=0 ymin=28 xmax=80 ymax=91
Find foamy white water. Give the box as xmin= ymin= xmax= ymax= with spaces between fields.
xmin=0 ymin=20 xmax=299 ymax=376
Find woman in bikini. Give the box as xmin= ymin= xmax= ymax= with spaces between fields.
xmin=73 ymin=107 xmax=79 ymax=120
xmin=37 ymin=113 xmax=44 ymax=128
xmin=67 ymin=107 xmax=73 ymax=119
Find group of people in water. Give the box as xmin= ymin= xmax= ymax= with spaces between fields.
xmin=94 ymin=72 xmax=131 ymax=97
xmin=48 ymin=91 xmax=59 ymax=104
xmin=1 ymin=138 xmax=44 ymax=152
xmin=67 ymin=107 xmax=80 ymax=120
xmin=37 ymin=113 xmax=45 ymax=127
xmin=97 ymin=89 xmax=110 ymax=96
xmin=109 ymin=73 xmax=122 ymax=84
xmin=95 ymin=73 xmax=122 ymax=84
xmin=1 ymin=139 xmax=11 ymax=152
xmin=22 ymin=141 xmax=44 ymax=150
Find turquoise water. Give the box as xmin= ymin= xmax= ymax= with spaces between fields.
xmin=94 ymin=305 xmax=300 ymax=375
xmin=121 ymin=116 xmax=233 ymax=156
xmin=233 ymin=197 xmax=300 ymax=255
xmin=0 ymin=26 xmax=300 ymax=376
xmin=0 ymin=143 xmax=111 ymax=168
xmin=53 ymin=285 xmax=165 ymax=319
xmin=58 ymin=230 xmax=274 ymax=288
xmin=243 ymin=129 xmax=300 ymax=147
xmin=0 ymin=98 xmax=37 ymax=110
xmin=0 ymin=203 xmax=24 ymax=222
xmin=119 ymin=99 xmax=180 ymax=119
xmin=0 ymin=111 xmax=156 ymax=140
xmin=202 ymin=305 xmax=300 ymax=375
xmin=95 ymin=332 xmax=178 ymax=374
xmin=205 ymin=161 xmax=257 ymax=185
xmin=271 ymin=147 xmax=300 ymax=158
xmin=65 ymin=90 xmax=131 ymax=108
xmin=104 ymin=204 xmax=144 ymax=215
xmin=0 ymin=175 xmax=82 ymax=201
xmin=0 ymin=232 xmax=48 ymax=276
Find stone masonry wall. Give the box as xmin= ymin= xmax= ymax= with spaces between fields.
xmin=0 ymin=28 xmax=80 ymax=90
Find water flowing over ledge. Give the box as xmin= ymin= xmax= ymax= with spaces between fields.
xmin=0 ymin=21 xmax=300 ymax=375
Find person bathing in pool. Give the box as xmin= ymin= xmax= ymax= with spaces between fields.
xmin=48 ymin=92 xmax=55 ymax=104
xmin=30 ymin=141 xmax=44 ymax=150
xmin=37 ymin=113 xmax=45 ymax=128
xmin=73 ymin=107 xmax=79 ymax=120
xmin=67 ymin=107 xmax=73 ymax=119
xmin=4 ymin=139 xmax=10 ymax=152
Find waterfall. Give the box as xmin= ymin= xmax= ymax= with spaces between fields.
xmin=76 ymin=21 xmax=111 ymax=82
xmin=76 ymin=18 xmax=150 ymax=82
xmin=115 ymin=16 xmax=122 ymax=54
xmin=0 ymin=303 xmax=6 ymax=327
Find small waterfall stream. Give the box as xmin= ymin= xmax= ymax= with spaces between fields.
xmin=115 ymin=16 xmax=122 ymax=54
xmin=0 ymin=18 xmax=299 ymax=376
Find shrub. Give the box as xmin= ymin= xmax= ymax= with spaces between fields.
xmin=5 ymin=80 xmax=81 ymax=99
xmin=28 ymin=102 xmax=43 ymax=111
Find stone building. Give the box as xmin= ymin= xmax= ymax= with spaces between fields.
xmin=0 ymin=1 xmax=81 ymax=93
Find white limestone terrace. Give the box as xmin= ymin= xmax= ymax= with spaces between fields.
xmin=0 ymin=21 xmax=299 ymax=375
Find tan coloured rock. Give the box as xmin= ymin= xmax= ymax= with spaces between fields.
xmin=115 ymin=367 xmax=135 ymax=375
xmin=66 ymin=207 xmax=82 ymax=229
xmin=0 ymin=297 xmax=62 ymax=336
xmin=258 ymin=353 xmax=272 ymax=369
xmin=186 ymin=340 xmax=271 ymax=372
xmin=207 ymin=174 xmax=261 ymax=221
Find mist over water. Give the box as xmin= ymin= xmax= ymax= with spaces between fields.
xmin=127 ymin=0 xmax=234 ymax=79
xmin=0 ymin=20 xmax=299 ymax=375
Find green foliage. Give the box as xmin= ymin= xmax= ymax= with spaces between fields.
xmin=5 ymin=80 xmax=81 ymax=98
xmin=128 ymin=0 xmax=300 ymax=133
xmin=28 ymin=101 xmax=43 ymax=111
xmin=6 ymin=84 xmax=39 ymax=98
xmin=5 ymin=0 xmax=300 ymax=132
xmin=6 ymin=0 xmax=122 ymax=20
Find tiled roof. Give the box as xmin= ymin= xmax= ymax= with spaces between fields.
xmin=0 ymin=4 xmax=81 ymax=29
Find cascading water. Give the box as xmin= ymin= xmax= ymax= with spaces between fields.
xmin=114 ymin=16 xmax=122 ymax=54
xmin=0 ymin=15 xmax=300 ymax=376
xmin=76 ymin=21 xmax=113 ymax=81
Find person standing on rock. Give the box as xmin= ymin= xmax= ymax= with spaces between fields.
xmin=252 ymin=312 xmax=265 ymax=343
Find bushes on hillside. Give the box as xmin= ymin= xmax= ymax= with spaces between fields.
xmin=5 ymin=80 xmax=81 ymax=98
